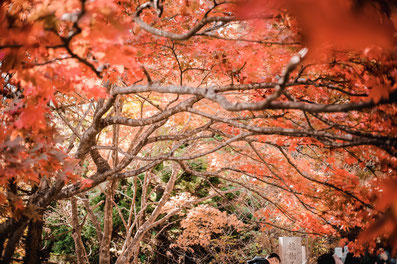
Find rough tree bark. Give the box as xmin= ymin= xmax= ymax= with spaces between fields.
xmin=24 ymin=216 xmax=44 ymax=264
xmin=99 ymin=180 xmax=117 ymax=264
xmin=116 ymin=163 xmax=179 ymax=264
xmin=0 ymin=218 xmax=29 ymax=263
xmin=71 ymin=197 xmax=88 ymax=264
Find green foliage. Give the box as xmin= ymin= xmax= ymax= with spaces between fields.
xmin=50 ymin=225 xmax=74 ymax=255
xmin=174 ymin=159 xmax=219 ymax=198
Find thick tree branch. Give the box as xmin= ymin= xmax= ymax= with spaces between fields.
xmin=113 ymin=84 xmax=394 ymax=113
xmin=134 ymin=15 xmax=242 ymax=40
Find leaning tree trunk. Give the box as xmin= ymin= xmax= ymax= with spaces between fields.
xmin=0 ymin=219 xmax=14 ymax=260
xmin=0 ymin=218 xmax=29 ymax=263
xmin=71 ymin=197 xmax=89 ymax=264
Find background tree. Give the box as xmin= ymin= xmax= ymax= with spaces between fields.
xmin=0 ymin=0 xmax=396 ymax=263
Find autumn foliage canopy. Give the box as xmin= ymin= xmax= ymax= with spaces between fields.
xmin=0 ymin=0 xmax=397 ymax=263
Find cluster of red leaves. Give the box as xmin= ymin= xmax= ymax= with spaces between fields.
xmin=359 ymin=167 xmax=397 ymax=253
xmin=0 ymin=0 xmax=396 ymax=256
xmin=0 ymin=101 xmax=79 ymax=218
xmin=239 ymin=0 xmax=396 ymax=49
xmin=175 ymin=204 xmax=245 ymax=250
xmin=238 ymin=0 xmax=397 ymax=103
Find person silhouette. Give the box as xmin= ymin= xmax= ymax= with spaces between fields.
xmin=318 ymin=253 xmax=336 ymax=264
xmin=247 ymin=252 xmax=281 ymax=264
xmin=247 ymin=256 xmax=269 ymax=264
xmin=267 ymin=253 xmax=281 ymax=264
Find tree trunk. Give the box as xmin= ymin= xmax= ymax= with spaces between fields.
xmin=99 ymin=98 xmax=121 ymax=264
xmin=0 ymin=219 xmax=15 ymax=259
xmin=0 ymin=177 xmax=62 ymax=263
xmin=1 ymin=219 xmax=29 ymax=263
xmin=99 ymin=180 xmax=116 ymax=264
xmin=71 ymin=197 xmax=88 ymax=264
xmin=24 ymin=216 xmax=44 ymax=264
xmin=132 ymin=246 xmax=140 ymax=264
xmin=116 ymin=164 xmax=179 ymax=264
